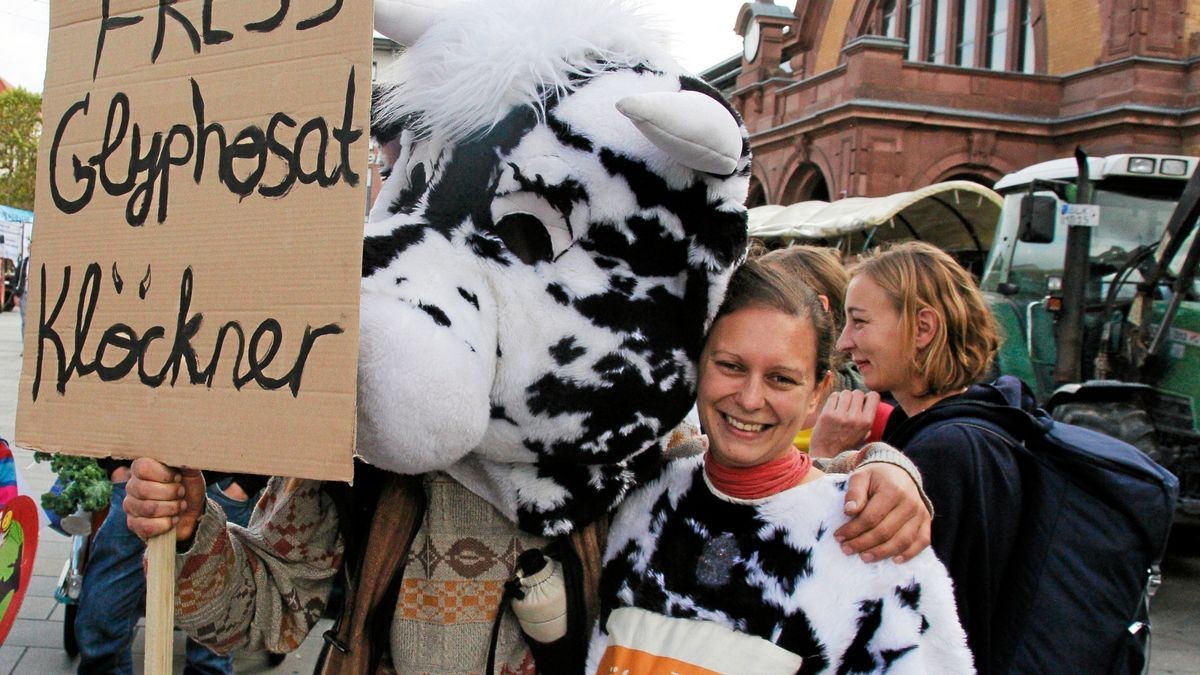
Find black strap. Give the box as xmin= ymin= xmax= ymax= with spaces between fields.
xmin=485 ymin=540 xmax=589 ymax=675
xmin=888 ymin=398 xmax=1038 ymax=450
xmin=485 ymin=576 xmax=525 ymax=674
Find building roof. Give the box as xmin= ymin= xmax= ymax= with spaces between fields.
xmin=741 ymin=2 xmax=796 ymax=23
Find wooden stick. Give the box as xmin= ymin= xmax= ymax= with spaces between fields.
xmin=145 ymin=530 xmax=177 ymax=674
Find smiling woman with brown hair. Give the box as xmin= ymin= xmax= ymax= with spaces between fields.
xmin=588 ymin=259 xmax=973 ymax=673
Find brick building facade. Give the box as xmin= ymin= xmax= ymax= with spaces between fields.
xmin=707 ymin=0 xmax=1200 ymax=206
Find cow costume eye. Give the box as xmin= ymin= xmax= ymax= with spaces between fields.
xmin=491 ymin=192 xmax=576 ymax=265
xmin=495 ymin=211 xmax=554 ymax=264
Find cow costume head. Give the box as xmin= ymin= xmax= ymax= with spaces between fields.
xmin=361 ymin=0 xmax=750 ymax=536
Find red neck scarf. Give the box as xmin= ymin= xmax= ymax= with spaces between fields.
xmin=704 ymin=448 xmax=813 ymax=500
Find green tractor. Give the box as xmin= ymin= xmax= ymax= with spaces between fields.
xmin=981 ymin=150 xmax=1200 ymax=519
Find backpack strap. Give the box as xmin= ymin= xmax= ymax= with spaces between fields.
xmin=887 ymin=397 xmax=1035 ymax=453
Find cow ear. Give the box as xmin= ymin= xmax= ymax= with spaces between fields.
xmin=616 ymin=91 xmax=743 ymax=175
xmin=375 ymin=0 xmax=440 ymax=46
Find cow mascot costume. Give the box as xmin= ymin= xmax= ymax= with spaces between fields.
xmin=141 ymin=0 xmax=952 ymax=671
xmin=166 ymin=0 xmax=752 ymax=672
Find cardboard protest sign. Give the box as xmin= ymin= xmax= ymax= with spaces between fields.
xmin=17 ymin=0 xmax=372 ymax=482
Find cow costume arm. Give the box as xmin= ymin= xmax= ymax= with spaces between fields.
xmin=173 ymin=477 xmax=343 ymax=654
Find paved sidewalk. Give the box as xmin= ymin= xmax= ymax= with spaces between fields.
xmin=0 ymin=311 xmax=328 ymax=673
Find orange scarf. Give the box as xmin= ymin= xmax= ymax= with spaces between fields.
xmin=704 ymin=449 xmax=812 ymax=500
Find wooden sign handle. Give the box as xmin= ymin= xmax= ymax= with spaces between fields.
xmin=145 ymin=530 xmax=177 ymax=674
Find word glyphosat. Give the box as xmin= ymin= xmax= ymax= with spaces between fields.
xmin=48 ymin=70 xmax=361 ymax=226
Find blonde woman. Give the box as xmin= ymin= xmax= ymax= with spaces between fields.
xmin=838 ymin=241 xmax=1020 ymax=673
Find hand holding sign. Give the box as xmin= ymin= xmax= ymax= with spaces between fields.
xmin=124 ymin=459 xmax=206 ymax=544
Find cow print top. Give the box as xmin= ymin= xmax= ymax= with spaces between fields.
xmin=589 ymin=455 xmax=975 ymax=674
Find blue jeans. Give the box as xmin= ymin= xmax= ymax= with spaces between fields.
xmin=75 ymin=481 xmax=257 ymax=675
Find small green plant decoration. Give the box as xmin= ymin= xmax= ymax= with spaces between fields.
xmin=33 ymin=453 xmax=111 ymax=517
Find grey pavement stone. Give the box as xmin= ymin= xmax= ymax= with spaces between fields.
xmin=18 ymin=595 xmax=56 ymax=621
xmin=47 ymin=602 xmax=68 ymax=622
xmin=6 ymin=618 xmax=65 ymax=649
xmin=32 ymin=546 xmax=64 ymax=577
xmin=25 ymin=574 xmax=59 ymax=598
xmin=0 ymin=645 xmax=24 ymax=675
xmin=8 ymin=646 xmax=75 ymax=675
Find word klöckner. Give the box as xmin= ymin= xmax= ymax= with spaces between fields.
xmin=32 ymin=263 xmax=343 ymax=401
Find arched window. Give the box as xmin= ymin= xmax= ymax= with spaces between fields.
xmin=783 ymin=165 xmax=830 ymax=204
xmin=864 ymin=0 xmax=1037 ymax=72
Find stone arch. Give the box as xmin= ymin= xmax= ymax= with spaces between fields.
xmin=940 ymin=171 xmax=1000 ymax=188
xmin=912 ymin=152 xmax=1010 ymax=191
xmin=781 ymin=163 xmax=832 ymax=203
xmin=777 ymin=140 xmax=835 ymax=204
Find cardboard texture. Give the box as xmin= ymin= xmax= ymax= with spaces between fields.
xmin=18 ymin=0 xmax=371 ymax=482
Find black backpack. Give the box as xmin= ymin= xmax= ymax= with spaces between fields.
xmin=889 ymin=379 xmax=1179 ymax=674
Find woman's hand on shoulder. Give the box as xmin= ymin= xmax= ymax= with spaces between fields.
xmin=835 ymin=462 xmax=931 ymax=564
xmin=124 ymin=458 xmax=207 ymax=543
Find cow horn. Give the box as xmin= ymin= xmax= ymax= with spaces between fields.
xmin=616 ymin=91 xmax=744 ymax=175
xmin=375 ymin=0 xmax=440 ymax=46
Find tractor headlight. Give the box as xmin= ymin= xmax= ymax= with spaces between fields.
xmin=1160 ymin=159 xmax=1189 ymax=177
xmin=1127 ymin=157 xmax=1156 ymax=174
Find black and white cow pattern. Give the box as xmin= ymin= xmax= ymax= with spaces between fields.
xmin=590 ymin=456 xmax=974 ymax=673
xmin=358 ymin=0 xmax=750 ymax=535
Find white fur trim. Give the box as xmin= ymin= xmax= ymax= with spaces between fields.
xmin=375 ymin=0 xmax=675 ymax=146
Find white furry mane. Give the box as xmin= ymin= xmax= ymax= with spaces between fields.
xmin=375 ymin=0 xmax=677 ymax=146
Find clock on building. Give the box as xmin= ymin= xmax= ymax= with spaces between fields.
xmin=743 ymin=19 xmax=760 ymax=62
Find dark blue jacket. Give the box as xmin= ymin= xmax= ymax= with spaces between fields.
xmin=883 ymin=377 xmax=1025 ymax=674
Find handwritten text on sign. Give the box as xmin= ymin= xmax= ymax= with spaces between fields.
xmin=18 ymin=0 xmax=369 ymax=481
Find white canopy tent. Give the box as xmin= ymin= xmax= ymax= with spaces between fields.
xmin=747 ymin=181 xmax=1003 ymax=268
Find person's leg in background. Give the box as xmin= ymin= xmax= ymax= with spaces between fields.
xmin=74 ymin=481 xmax=142 ymax=675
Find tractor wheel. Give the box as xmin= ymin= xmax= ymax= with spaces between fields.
xmin=1053 ymin=402 xmax=1165 ymax=464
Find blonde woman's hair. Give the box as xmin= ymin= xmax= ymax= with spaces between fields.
xmin=758 ymin=246 xmax=849 ymax=330
xmin=848 ymin=241 xmax=999 ymax=397
xmin=759 ymin=245 xmax=851 ymax=371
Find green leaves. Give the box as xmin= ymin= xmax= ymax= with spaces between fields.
xmin=0 ymin=88 xmax=42 ymax=211
xmin=33 ymin=452 xmax=112 ymax=517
